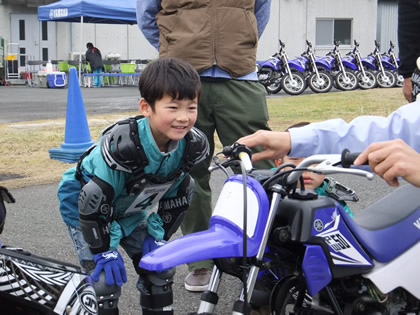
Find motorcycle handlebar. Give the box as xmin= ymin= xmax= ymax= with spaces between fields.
xmin=211 ymin=144 xmax=373 ymax=187
xmin=286 ymin=151 xmax=373 ymax=185
xmin=341 ymin=149 xmax=368 ymax=168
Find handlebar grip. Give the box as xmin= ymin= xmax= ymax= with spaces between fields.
xmin=341 ymin=149 xmax=368 ymax=168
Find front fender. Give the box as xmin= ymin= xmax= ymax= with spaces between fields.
xmin=140 ymin=175 xmax=270 ymax=272
xmin=140 ymin=220 xmax=245 ymax=271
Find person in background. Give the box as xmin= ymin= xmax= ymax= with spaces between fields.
xmin=85 ymin=42 xmax=104 ymax=88
xmin=397 ymin=0 xmax=420 ymax=102
xmin=137 ymin=0 xmax=276 ymax=292
xmin=57 ymin=58 xmax=209 ymax=314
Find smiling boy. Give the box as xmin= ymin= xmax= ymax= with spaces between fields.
xmin=57 ymin=57 xmax=209 ymax=314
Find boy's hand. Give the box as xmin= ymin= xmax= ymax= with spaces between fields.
xmin=91 ymin=250 xmax=127 ymax=286
xmin=143 ymin=235 xmax=167 ymax=256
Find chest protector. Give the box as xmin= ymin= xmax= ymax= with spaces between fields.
xmin=100 ymin=116 xmax=209 ymax=194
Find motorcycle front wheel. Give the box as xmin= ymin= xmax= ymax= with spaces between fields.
xmin=356 ymin=69 xmax=377 ymax=89
xmin=335 ymin=71 xmax=358 ymax=91
xmin=270 ymin=275 xmax=334 ymax=315
xmin=307 ymin=71 xmax=333 ymax=93
xmin=376 ymin=70 xmax=396 ymax=88
xmin=280 ymin=72 xmax=307 ymax=95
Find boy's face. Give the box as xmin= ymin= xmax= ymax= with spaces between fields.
xmin=140 ymin=94 xmax=198 ymax=151
xmin=282 ymin=156 xmax=325 ymax=190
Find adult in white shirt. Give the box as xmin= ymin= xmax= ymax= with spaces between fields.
xmin=238 ymin=100 xmax=420 ymax=187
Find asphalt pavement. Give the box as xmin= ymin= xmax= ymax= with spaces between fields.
xmin=0 ymin=85 xmax=398 ymax=314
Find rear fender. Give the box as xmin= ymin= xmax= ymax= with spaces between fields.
xmin=341 ymin=57 xmax=358 ymax=70
xmin=381 ymin=58 xmax=396 ymax=70
xmin=288 ymin=59 xmax=305 ymax=72
xmin=257 ymin=58 xmax=281 ymax=70
xmin=314 ymin=58 xmax=333 ymax=70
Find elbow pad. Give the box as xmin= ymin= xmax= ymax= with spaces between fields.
xmin=78 ymin=176 xmax=114 ymax=254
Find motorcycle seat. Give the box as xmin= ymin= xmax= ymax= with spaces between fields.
xmin=342 ymin=184 xmax=420 ymax=263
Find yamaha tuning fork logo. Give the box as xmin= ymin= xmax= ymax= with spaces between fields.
xmin=49 ymin=8 xmax=68 ymax=19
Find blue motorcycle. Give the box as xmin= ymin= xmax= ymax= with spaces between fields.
xmin=324 ymin=41 xmax=359 ymax=91
xmin=347 ymin=40 xmax=377 ymax=89
xmin=297 ymin=39 xmax=333 ymax=93
xmin=140 ymin=144 xmax=420 ymax=314
xmin=365 ymin=40 xmax=396 ymax=88
xmin=0 ymin=186 xmax=97 ymax=315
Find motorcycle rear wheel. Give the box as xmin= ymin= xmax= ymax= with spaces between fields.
xmin=259 ymin=67 xmax=282 ymax=94
xmin=376 ymin=70 xmax=396 ymax=88
xmin=281 ymin=72 xmax=307 ymax=95
xmin=393 ymin=70 xmax=404 ymax=87
xmin=335 ymin=71 xmax=358 ymax=91
xmin=307 ymin=71 xmax=333 ymax=93
xmin=265 ymin=82 xmax=282 ymax=94
xmin=356 ymin=69 xmax=377 ymax=89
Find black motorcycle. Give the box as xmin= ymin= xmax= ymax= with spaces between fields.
xmin=0 ymin=186 xmax=97 ymax=315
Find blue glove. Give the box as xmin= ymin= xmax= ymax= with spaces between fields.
xmin=91 ymin=250 xmax=127 ymax=286
xmin=142 ymin=235 xmax=167 ymax=256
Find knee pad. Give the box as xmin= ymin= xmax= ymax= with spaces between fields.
xmin=140 ymin=268 xmax=176 ymax=314
xmin=92 ymin=271 xmax=121 ymax=315
xmin=78 ymin=176 xmax=114 ymax=253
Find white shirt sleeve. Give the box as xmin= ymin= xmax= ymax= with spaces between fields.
xmin=289 ymin=100 xmax=420 ymax=156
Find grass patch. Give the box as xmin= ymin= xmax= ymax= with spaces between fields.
xmin=0 ymin=88 xmax=406 ymax=189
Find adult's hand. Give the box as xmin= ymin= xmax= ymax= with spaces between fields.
xmin=354 ymin=139 xmax=420 ymax=187
xmin=237 ymin=130 xmax=291 ymax=163
xmin=403 ymin=77 xmax=413 ymax=103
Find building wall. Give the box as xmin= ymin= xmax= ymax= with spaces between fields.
xmin=0 ymin=1 xmax=394 ymax=66
xmin=259 ymin=0 xmax=378 ymax=59
xmin=377 ymin=0 xmax=398 ymax=55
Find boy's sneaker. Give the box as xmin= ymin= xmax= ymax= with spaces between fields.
xmin=184 ymin=268 xmax=212 ymax=292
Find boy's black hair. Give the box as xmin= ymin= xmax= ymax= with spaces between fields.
xmin=139 ymin=57 xmax=201 ymax=110
xmin=86 ymin=42 xmax=94 ymax=49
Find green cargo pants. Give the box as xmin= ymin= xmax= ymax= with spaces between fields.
xmin=181 ymin=79 xmax=275 ymax=271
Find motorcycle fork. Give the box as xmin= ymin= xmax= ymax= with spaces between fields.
xmin=232 ymin=191 xmax=282 ymax=315
xmin=282 ymin=53 xmax=296 ymax=82
xmin=309 ymin=54 xmax=321 ymax=80
xmin=391 ymin=53 xmax=399 ymax=69
xmin=376 ymin=54 xmax=386 ymax=76
xmin=197 ymin=266 xmax=223 ymax=314
xmin=337 ymin=53 xmax=349 ymax=79
xmin=356 ymin=53 xmax=367 ymax=78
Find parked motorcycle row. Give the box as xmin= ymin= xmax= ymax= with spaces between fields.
xmin=257 ymin=39 xmax=403 ymax=95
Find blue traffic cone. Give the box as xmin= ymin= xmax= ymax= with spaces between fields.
xmin=49 ymin=68 xmax=95 ymax=163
